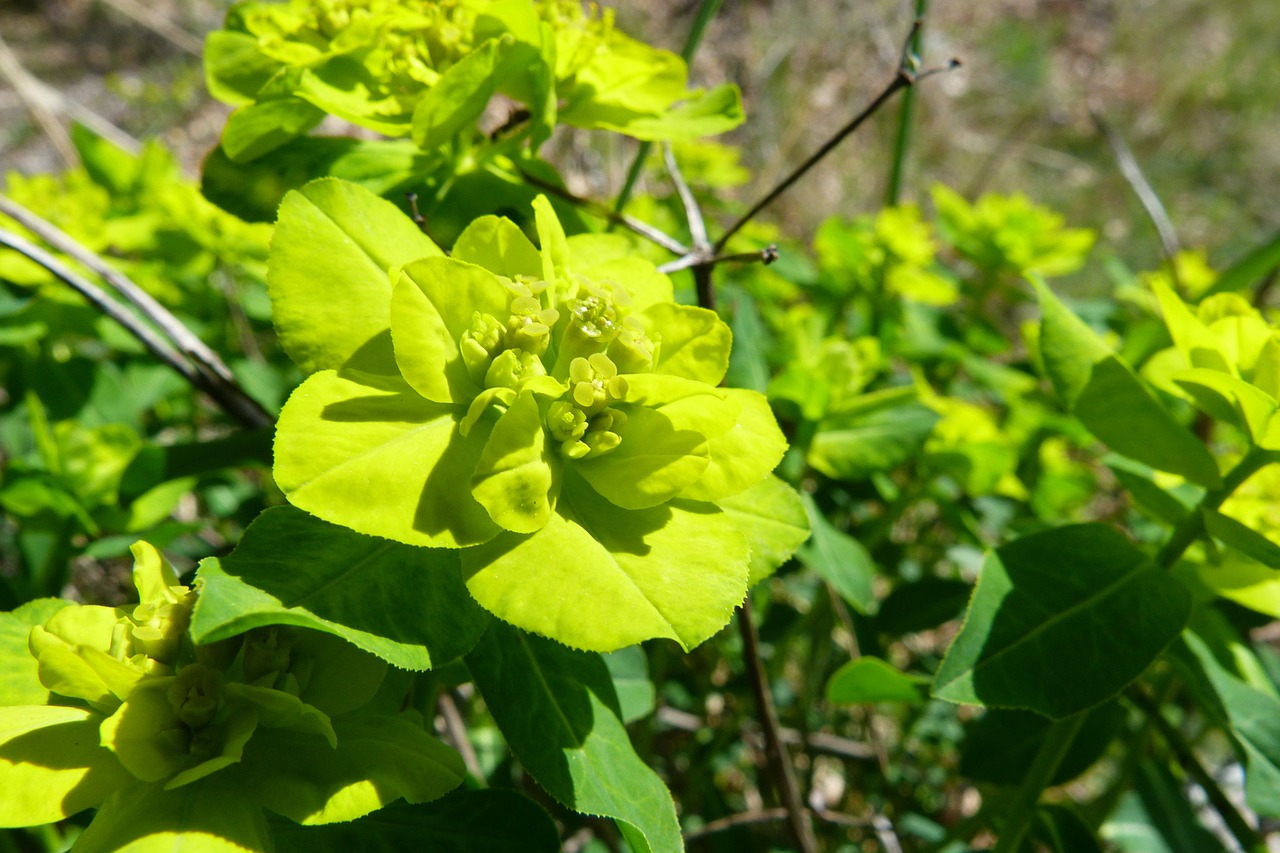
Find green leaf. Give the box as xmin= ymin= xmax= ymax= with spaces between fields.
xmin=391 ymin=257 xmax=508 ymax=403
xmin=1203 ymin=229 xmax=1280 ymax=298
xmin=269 ymin=789 xmax=561 ymax=853
xmin=933 ymin=524 xmax=1191 ymax=718
xmin=268 ymin=178 xmax=443 ymax=377
xmin=619 ymin=84 xmax=746 ymax=140
xmin=71 ymin=776 xmax=272 ymax=853
xmin=0 ymin=599 xmax=67 ymax=706
xmin=1101 ymin=760 xmax=1229 ymax=853
xmin=874 ymin=578 xmax=972 ymax=635
xmin=273 ymin=370 xmax=499 ymax=549
xmin=1203 ymin=509 xmax=1280 ymax=569
xmin=717 ymin=474 xmax=810 ymax=586
xmin=221 ymin=97 xmax=325 ymax=162
xmin=465 ymin=622 xmax=682 ymax=853
xmin=573 ymin=405 xmax=710 ymax=510
xmin=640 ymin=303 xmax=731 ymax=385
xmin=674 ymin=389 xmax=788 ymax=503
xmin=808 ymin=392 xmax=939 ymax=481
xmin=452 ymin=215 xmax=543 ymax=279
xmin=203 ymin=30 xmax=279 ymax=106
xmin=1033 ymin=277 xmax=1111 ymax=405
xmin=1173 ymin=368 xmax=1276 ymax=440
xmin=796 ymin=494 xmax=876 ymax=614
xmin=470 ymin=390 xmax=557 ymax=533
xmin=462 ymin=479 xmax=748 ymax=652
xmin=412 ymin=37 xmax=509 ymax=150
xmin=0 ymin=705 xmax=134 ymax=826
xmin=1031 ymin=804 xmax=1104 ymax=853
xmin=236 ymin=714 xmax=464 ymax=825
xmin=1173 ymin=627 xmax=1280 ymax=817
xmin=1075 ymin=356 xmax=1222 ymax=488
xmin=825 ymin=657 xmax=926 ymax=704
xmin=191 ymin=506 xmax=488 ymax=671
xmin=1105 ymin=455 xmax=1199 ymax=527
xmin=960 ymin=702 xmax=1127 ymax=787
xmin=603 ymin=647 xmax=656 ymax=724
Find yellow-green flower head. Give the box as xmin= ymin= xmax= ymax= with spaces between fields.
xmin=272 ymin=186 xmax=798 ymax=652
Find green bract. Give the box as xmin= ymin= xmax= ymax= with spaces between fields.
xmin=206 ymin=0 xmax=744 ymax=161
xmin=0 ymin=541 xmax=464 ymax=847
xmin=270 ymin=179 xmax=798 ymax=651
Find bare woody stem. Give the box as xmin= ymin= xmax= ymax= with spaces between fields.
xmin=0 ymin=199 xmax=274 ymax=430
xmin=737 ymin=599 xmax=819 ymax=853
xmin=714 ymin=21 xmax=959 ymax=253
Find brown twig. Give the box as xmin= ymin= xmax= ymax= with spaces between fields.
xmin=1091 ymin=110 xmax=1182 ymax=285
xmin=714 ymin=21 xmax=960 ymax=253
xmin=0 ymin=195 xmax=273 ymax=429
xmin=684 ymin=805 xmax=892 ymax=844
xmin=738 ymin=599 xmax=819 ymax=853
xmin=437 ymin=690 xmax=486 ymax=784
xmin=656 ymin=705 xmax=877 ymax=762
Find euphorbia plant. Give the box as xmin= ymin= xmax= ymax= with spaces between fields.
xmin=0 ymin=542 xmax=464 ymax=850
xmin=268 ymin=178 xmax=802 ymax=652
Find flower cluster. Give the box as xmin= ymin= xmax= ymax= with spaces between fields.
xmin=0 ymin=542 xmax=462 ymax=847
xmin=270 ymin=182 xmax=803 ymax=651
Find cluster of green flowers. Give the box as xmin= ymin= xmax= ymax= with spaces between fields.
xmin=269 ymin=180 xmax=802 ymax=652
xmin=206 ymin=0 xmax=743 ymax=160
xmin=0 ymin=542 xmax=462 ymax=849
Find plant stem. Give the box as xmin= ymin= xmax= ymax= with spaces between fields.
xmin=991 ymin=712 xmax=1087 ymax=853
xmin=1125 ymin=686 xmax=1267 ymax=853
xmin=714 ymin=21 xmax=957 ymax=253
xmin=737 ymin=598 xmax=818 ymax=853
xmin=612 ymin=0 xmax=724 ymax=217
xmin=885 ymin=1 xmax=928 ymax=206
xmin=1155 ymin=446 xmax=1273 ymax=570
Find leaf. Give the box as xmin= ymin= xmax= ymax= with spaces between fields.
xmin=960 ymin=702 xmax=1127 ymax=786
xmin=203 ymin=30 xmax=279 ymax=106
xmin=874 ymin=578 xmax=972 ymax=635
xmin=0 ymin=599 xmax=67 ymax=706
xmin=674 ymin=389 xmax=788 ymax=504
xmin=0 ymin=705 xmax=134 ymax=826
xmin=1073 ymin=356 xmax=1222 ymax=489
xmin=1203 ymin=509 xmax=1280 ymax=569
xmin=465 ymin=622 xmax=682 ymax=853
xmin=809 ymin=394 xmax=939 ymax=481
xmin=269 ymin=788 xmax=561 ymax=853
xmin=1203 ymin=229 xmax=1280 ymax=298
xmin=70 ymin=776 xmax=272 ymax=853
xmin=640 ymin=302 xmax=732 ymax=385
xmin=1031 ymin=804 xmax=1104 ymax=853
xmin=1172 ymin=628 xmax=1280 ymax=817
xmin=462 ymin=479 xmax=748 ymax=652
xmin=236 ymin=715 xmax=465 ymax=825
xmin=452 ymin=215 xmax=543 ymax=279
xmin=825 ymin=657 xmax=926 ymax=704
xmin=470 ymin=390 xmax=557 ymax=533
xmin=1033 ymin=277 xmax=1111 ymax=405
xmin=603 ymin=647 xmax=657 ymax=724
xmin=1173 ymin=368 xmax=1276 ymax=440
xmin=273 ymin=370 xmax=499 ymax=549
xmin=619 ymin=84 xmax=746 ymax=140
xmin=1105 ymin=455 xmax=1198 ymax=527
xmin=717 ymin=474 xmax=810 ymax=587
xmin=573 ymin=405 xmax=710 ymax=510
xmin=191 ymin=506 xmax=488 ymax=671
xmin=268 ymin=178 xmax=443 ymax=377
xmin=1110 ymin=760 xmax=1230 ymax=853
xmin=412 ymin=37 xmax=509 ymax=150
xmin=796 ymin=493 xmax=876 ymax=614
xmin=220 ymin=97 xmax=325 ymax=162
xmin=932 ymin=524 xmax=1191 ymax=718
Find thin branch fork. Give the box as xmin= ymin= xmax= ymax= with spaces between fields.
xmin=715 ymin=20 xmax=960 ymax=253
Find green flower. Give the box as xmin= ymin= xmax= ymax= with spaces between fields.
xmin=270 ymin=179 xmax=805 ymax=651
xmin=0 ymin=541 xmax=464 ymax=845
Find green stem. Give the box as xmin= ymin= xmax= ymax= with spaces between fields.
xmin=1125 ymin=687 xmax=1267 ymax=853
xmin=612 ymin=0 xmax=724 ymax=218
xmin=1156 ymin=446 xmax=1273 ymax=570
xmin=885 ymin=0 xmax=927 ymax=206
xmin=991 ymin=712 xmax=1087 ymax=853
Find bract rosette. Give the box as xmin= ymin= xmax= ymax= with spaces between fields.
xmin=270 ymin=178 xmax=806 ymax=651
xmin=0 ymin=541 xmax=464 ymax=848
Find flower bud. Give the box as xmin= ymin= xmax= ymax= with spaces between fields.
xmin=607 ymin=316 xmax=658 ymax=374
xmin=168 ymin=664 xmax=223 ymax=729
xmin=460 ymin=313 xmax=505 ymax=386
xmin=569 ymin=353 xmax=628 ymax=417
